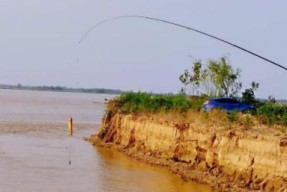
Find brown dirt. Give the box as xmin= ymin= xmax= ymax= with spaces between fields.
xmin=87 ymin=112 xmax=287 ymax=192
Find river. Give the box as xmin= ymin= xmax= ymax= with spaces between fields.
xmin=0 ymin=89 xmax=210 ymax=192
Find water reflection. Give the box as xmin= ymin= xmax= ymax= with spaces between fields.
xmin=0 ymin=133 xmax=210 ymax=192
xmin=95 ymin=147 xmax=210 ymax=192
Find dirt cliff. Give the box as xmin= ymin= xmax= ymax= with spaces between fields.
xmin=88 ymin=112 xmax=287 ymax=192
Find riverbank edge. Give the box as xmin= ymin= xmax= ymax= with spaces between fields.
xmin=87 ymin=112 xmax=287 ymax=192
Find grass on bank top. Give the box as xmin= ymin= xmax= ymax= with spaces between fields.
xmin=109 ymin=92 xmax=198 ymax=114
xmin=106 ymin=92 xmax=287 ymax=127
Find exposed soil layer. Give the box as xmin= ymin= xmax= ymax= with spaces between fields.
xmin=88 ymin=113 xmax=287 ymax=192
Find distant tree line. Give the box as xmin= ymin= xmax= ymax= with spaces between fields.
xmin=0 ymin=84 xmax=121 ymax=95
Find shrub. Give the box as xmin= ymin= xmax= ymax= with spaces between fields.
xmin=256 ymin=103 xmax=287 ymax=126
xmin=227 ymin=110 xmax=238 ymax=122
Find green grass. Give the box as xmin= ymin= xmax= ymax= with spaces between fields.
xmin=106 ymin=92 xmax=287 ymax=127
xmin=107 ymin=92 xmax=207 ymax=114
xmin=256 ymin=103 xmax=287 ymax=126
xmin=116 ymin=92 xmax=193 ymax=113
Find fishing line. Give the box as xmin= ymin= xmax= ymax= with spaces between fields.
xmin=78 ymin=15 xmax=287 ymax=71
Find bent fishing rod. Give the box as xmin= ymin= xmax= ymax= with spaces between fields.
xmin=79 ymin=15 xmax=287 ymax=71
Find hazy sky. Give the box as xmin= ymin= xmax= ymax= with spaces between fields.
xmin=1 ymin=1 xmax=287 ymax=98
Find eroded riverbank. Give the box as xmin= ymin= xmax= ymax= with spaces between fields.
xmin=89 ymin=113 xmax=287 ymax=192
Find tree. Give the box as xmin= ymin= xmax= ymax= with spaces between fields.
xmin=179 ymin=56 xmax=241 ymax=97
xmin=242 ymin=81 xmax=259 ymax=104
xmin=207 ymin=57 xmax=241 ymax=97
xmin=179 ymin=60 xmax=207 ymax=95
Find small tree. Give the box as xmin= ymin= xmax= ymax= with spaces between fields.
xmin=207 ymin=57 xmax=241 ymax=97
xmin=179 ymin=60 xmax=207 ymax=95
xmin=179 ymin=56 xmax=254 ymax=98
xmin=242 ymin=81 xmax=259 ymax=104
xmin=179 ymin=69 xmax=191 ymax=93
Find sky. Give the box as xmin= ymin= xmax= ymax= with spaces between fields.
xmin=1 ymin=1 xmax=287 ymax=99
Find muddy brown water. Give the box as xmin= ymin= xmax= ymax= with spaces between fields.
xmin=0 ymin=89 xmax=210 ymax=192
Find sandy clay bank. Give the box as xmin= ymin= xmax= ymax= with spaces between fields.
xmin=88 ymin=112 xmax=287 ymax=192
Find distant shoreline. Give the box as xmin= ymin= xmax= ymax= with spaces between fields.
xmin=0 ymin=84 xmax=121 ymax=95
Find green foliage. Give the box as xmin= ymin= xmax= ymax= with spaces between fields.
xmin=107 ymin=92 xmax=287 ymax=127
xmin=189 ymin=95 xmax=210 ymax=111
xmin=208 ymin=57 xmax=241 ymax=97
xmin=179 ymin=57 xmax=242 ymax=97
xmin=227 ymin=110 xmax=239 ymax=122
xmin=113 ymin=92 xmax=194 ymax=114
xmin=256 ymin=103 xmax=287 ymax=126
xmin=242 ymin=81 xmax=259 ymax=105
xmin=179 ymin=60 xmax=207 ymax=94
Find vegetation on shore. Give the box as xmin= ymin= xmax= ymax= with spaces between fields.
xmin=106 ymin=56 xmax=287 ymax=127
xmin=108 ymin=92 xmax=195 ymax=114
xmin=106 ymin=92 xmax=287 ymax=127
